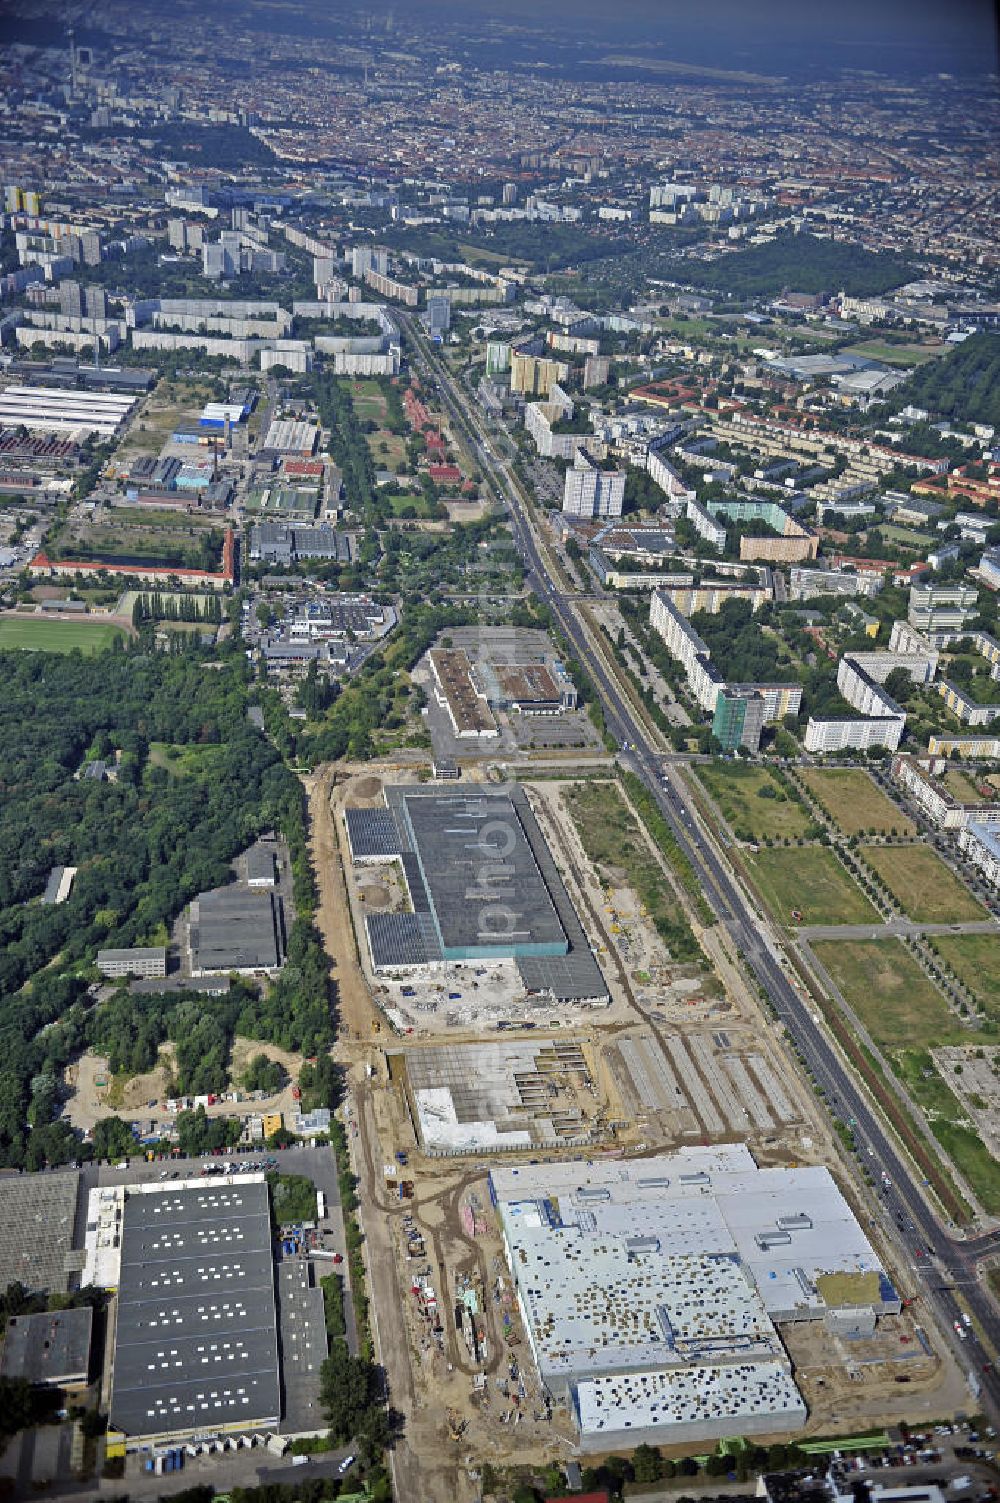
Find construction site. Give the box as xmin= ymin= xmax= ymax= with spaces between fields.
xmin=302 ymin=761 xmax=970 ymax=1501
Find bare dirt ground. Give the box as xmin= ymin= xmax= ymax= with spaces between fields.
xmin=782 ymin=1312 xmax=969 ymax=1432
xmin=303 ymin=760 xmax=969 ymax=1493
xmin=305 ymin=763 xmax=385 ymax=1043
xmin=62 ymin=1038 xmax=303 ymax=1133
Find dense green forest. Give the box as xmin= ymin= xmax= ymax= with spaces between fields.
xmin=886 ymin=331 xmax=1000 ymax=428
xmin=382 ymin=221 xmax=624 ymax=270
xmin=83 ymin=122 xmax=277 ymax=171
xmin=689 ymin=598 xmax=789 ymax=683
xmin=0 ymin=644 xmax=331 ymax=1171
xmin=675 ymin=231 xmax=915 ymax=299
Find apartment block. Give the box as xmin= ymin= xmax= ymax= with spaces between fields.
xmin=562 ymin=449 xmax=625 ymax=519
xmin=891 ymin=753 xmax=1000 ymax=829
xmin=958 ymin=823 xmax=1000 ymax=890
xmin=908 ymin=582 xmax=979 ymax=642
xmin=649 ymin=590 xmax=799 ymax=723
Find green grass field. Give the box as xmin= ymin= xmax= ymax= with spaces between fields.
xmin=0 ymin=616 xmax=126 ymax=654
xmin=799 ymin=768 xmax=914 ymax=837
xmin=844 ymin=340 xmax=944 ymax=368
xmin=941 ymin=768 xmax=987 ymax=802
xmin=350 ymin=379 xmax=388 ymax=422
xmin=930 ymin=1118 xmax=1000 ymax=1215
xmin=695 ymin=763 xmax=812 ymax=843
xmin=748 ymin=846 xmax=877 ymax=926
xmin=863 ymin=843 xmax=984 ymax=923
xmin=877 ymin=524 xmax=935 ymax=550
xmin=368 ymin=428 xmax=407 ymax=470
xmin=932 ymin=934 xmax=1000 ymax=1023
xmin=892 ymin=1048 xmax=1000 ymax=1214
xmin=812 ymin=938 xmax=965 ymax=1049
xmin=148 ymin=742 xmax=227 ymax=777
xmin=385 ymin=492 xmax=440 ymax=518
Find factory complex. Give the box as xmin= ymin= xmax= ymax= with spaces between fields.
xmin=490 ymin=1145 xmax=898 ymax=1450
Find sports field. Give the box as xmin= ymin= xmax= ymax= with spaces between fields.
xmin=799 ymin=767 xmax=914 ymax=837
xmin=863 ymin=843 xmax=984 ymax=923
xmin=811 ymin=938 xmax=965 ymax=1050
xmin=696 ymin=763 xmax=811 ymax=842
xmin=748 ymin=846 xmax=877 ymax=926
xmin=386 ymin=492 xmax=441 ymax=518
xmin=932 ymin=934 xmax=1000 ymax=1023
xmin=0 ymin=616 xmax=126 ymax=654
xmin=349 ymin=379 xmax=389 ymax=422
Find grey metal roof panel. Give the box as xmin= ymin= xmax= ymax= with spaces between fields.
xmin=367 ymin=910 xmax=439 ymax=968
xmin=396 ymin=787 xmax=568 ymax=956
xmin=344 ymin=807 xmax=402 ymax=859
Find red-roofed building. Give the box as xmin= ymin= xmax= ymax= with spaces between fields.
xmin=29 ymin=527 xmax=235 ymax=590
xmin=428 ymin=464 xmax=463 ymax=485
xmin=545 ymin=1493 xmax=610 ymax=1503
xmin=281 ymin=457 xmax=325 ymax=479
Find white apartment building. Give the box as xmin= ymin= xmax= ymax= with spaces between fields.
xmin=804 ymin=713 xmax=903 ymax=755
xmin=649 ymin=590 xmax=800 ymax=721
xmin=802 ymin=653 xmax=909 ymax=753
xmin=562 ymin=449 xmax=626 ymax=519
xmin=788 ymin=566 xmax=883 ymax=601
xmin=958 ymin=822 xmax=1000 ymax=890
xmin=647 ymin=442 xmax=695 ymax=503
xmin=892 ymin=753 xmax=1000 ymax=829
xmin=685 ymin=496 xmax=728 ymax=550
xmin=908 ymin=582 xmax=979 ymax=642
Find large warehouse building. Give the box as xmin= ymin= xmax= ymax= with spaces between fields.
xmin=0 ymin=384 xmax=138 ymax=437
xmin=490 ymin=1145 xmax=897 ymax=1450
xmin=106 ymin=1177 xmax=281 ymax=1443
xmin=345 ymin=785 xmax=607 ymax=1001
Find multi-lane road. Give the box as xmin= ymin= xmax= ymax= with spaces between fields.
xmin=403 ymin=316 xmax=1000 ymax=1427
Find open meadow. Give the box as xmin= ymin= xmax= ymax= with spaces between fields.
xmin=748 ymin=846 xmax=877 ymax=926
xmin=863 ymin=843 xmax=984 ymax=923
xmin=799 ymin=767 xmax=914 ymax=836
xmin=695 ymin=762 xmax=812 ymax=842
xmin=812 ymin=938 xmax=967 ymax=1050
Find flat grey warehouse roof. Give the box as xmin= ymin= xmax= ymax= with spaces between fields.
xmin=109 ymin=1179 xmax=280 ymax=1439
xmin=0 ymin=1171 xmax=79 ymax=1293
xmin=1 ymin=1307 xmax=93 ymax=1386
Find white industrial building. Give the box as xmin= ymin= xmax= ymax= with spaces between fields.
xmin=0 ymin=384 xmax=137 ymax=437
xmin=490 ymin=1145 xmax=896 ymax=1450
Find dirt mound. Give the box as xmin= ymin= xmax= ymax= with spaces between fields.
xmin=354 ymin=775 xmax=382 ymax=799
xmin=359 ymin=886 xmax=390 ymax=909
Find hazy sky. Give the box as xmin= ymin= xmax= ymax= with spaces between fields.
xmin=354 ymin=0 xmax=1000 ymax=76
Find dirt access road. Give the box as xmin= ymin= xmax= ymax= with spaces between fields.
xmin=306 ymin=765 xmax=477 ymax=1503
xmin=305 ymin=764 xmax=382 ymax=1043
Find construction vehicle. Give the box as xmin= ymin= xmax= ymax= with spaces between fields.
xmin=446 ymin=1408 xmax=467 ymax=1442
